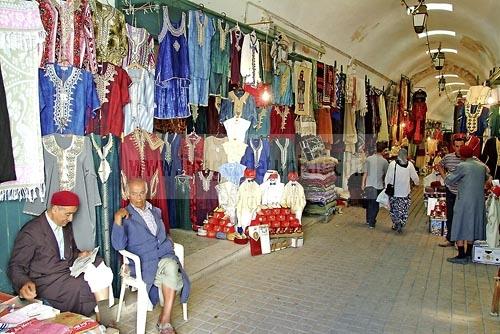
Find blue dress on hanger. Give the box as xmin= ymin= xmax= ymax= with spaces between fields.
xmin=155 ymin=6 xmax=191 ymax=119
xmin=240 ymin=138 xmax=270 ymax=184
xmin=162 ymin=132 xmax=182 ymax=228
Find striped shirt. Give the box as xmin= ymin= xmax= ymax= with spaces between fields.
xmin=131 ymin=202 xmax=157 ymax=236
xmin=439 ymin=153 xmax=461 ymax=194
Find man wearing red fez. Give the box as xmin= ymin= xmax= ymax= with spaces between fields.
xmin=112 ymin=179 xmax=190 ymax=334
xmin=8 ymin=190 xmax=115 ymax=324
xmin=444 ymin=145 xmax=489 ymax=264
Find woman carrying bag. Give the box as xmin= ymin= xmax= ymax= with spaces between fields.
xmin=385 ymin=149 xmax=420 ymax=233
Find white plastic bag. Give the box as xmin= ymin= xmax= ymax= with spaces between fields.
xmin=376 ymin=189 xmax=390 ymax=209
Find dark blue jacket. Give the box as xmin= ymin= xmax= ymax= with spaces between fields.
xmin=111 ymin=204 xmax=190 ymax=304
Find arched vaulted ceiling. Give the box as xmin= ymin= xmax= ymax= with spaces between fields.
xmin=203 ymin=0 xmax=499 ymax=123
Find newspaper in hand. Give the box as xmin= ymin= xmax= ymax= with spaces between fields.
xmin=69 ymin=247 xmax=99 ymax=278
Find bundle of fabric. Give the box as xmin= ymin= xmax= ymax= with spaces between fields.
xmin=300 ymin=158 xmax=338 ymax=215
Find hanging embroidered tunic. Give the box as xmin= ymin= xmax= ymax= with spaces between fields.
xmin=174 ymin=175 xmax=192 ymax=230
xmin=230 ymin=29 xmax=244 ymax=85
xmin=88 ymin=133 xmax=121 ymax=294
xmin=88 ymin=62 xmax=131 ymax=137
xmin=223 ymin=139 xmax=248 ymax=163
xmin=209 ymin=19 xmax=230 ymax=97
xmin=240 ymin=31 xmax=261 ymax=85
xmin=206 ymin=96 xmax=227 ymax=135
xmin=272 ymin=61 xmax=293 ymax=106
xmin=248 ymin=106 xmax=271 ymax=139
xmin=123 ymin=67 xmax=155 ymax=135
xmin=293 ymin=60 xmax=313 ymax=116
xmin=39 ymin=64 xmax=100 ymax=135
xmin=155 ymin=6 xmax=190 ymax=119
xmin=121 ymin=128 xmax=169 ymax=231
xmin=162 ymin=133 xmax=182 ymax=228
xmin=219 ymin=162 xmax=246 ymax=185
xmin=193 ymin=170 xmax=219 ymax=225
xmin=203 ymin=136 xmax=228 ymax=171
xmin=223 ymin=117 xmax=251 ymax=143
xmin=0 ymin=0 xmax=45 ymax=200
xmin=92 ymin=2 xmax=128 ymax=66
xmin=188 ymin=10 xmax=214 ymax=106
xmin=270 ymin=137 xmax=297 ymax=183
xmin=37 ymin=0 xmax=97 ymax=73
xmin=122 ymin=23 xmax=156 ymax=72
xmin=24 ymin=135 xmax=102 ymax=250
xmin=240 ymin=138 xmax=270 ymax=184
xmin=270 ymin=105 xmax=296 ymax=138
xmin=220 ymin=91 xmax=258 ymax=127
xmin=181 ymin=134 xmax=204 ymax=176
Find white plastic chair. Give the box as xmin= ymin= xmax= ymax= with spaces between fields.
xmin=116 ymin=243 xmax=188 ymax=334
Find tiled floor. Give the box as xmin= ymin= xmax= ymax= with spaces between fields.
xmin=117 ymin=186 xmax=500 ymax=333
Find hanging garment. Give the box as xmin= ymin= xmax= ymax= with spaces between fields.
xmin=219 ymin=162 xmax=246 ymax=185
xmin=121 ymin=129 xmax=169 ymax=231
xmin=155 ymin=6 xmax=190 ymax=119
xmin=24 ymin=135 xmax=101 ymax=250
xmin=188 ymin=10 xmax=214 ymax=106
xmin=243 ymin=83 xmax=272 ymax=108
xmin=486 ymin=195 xmax=500 ymax=248
xmin=240 ymin=31 xmax=261 ymax=85
xmin=378 ymin=94 xmax=390 ymax=143
xmin=193 ymin=170 xmax=219 ymax=225
xmin=260 ymin=174 xmax=284 ymax=205
xmin=223 ymin=117 xmax=251 ymax=143
xmin=0 ymin=64 xmax=15 ymax=183
xmin=216 ymin=181 xmax=238 ymax=225
xmin=269 ymin=105 xmax=296 ymax=138
xmin=281 ymin=180 xmax=306 ymax=221
xmin=240 ymin=138 xmax=270 ymax=184
xmin=92 ymin=2 xmax=128 ymax=66
xmin=123 ymin=67 xmax=155 ymax=135
xmin=260 ymin=40 xmax=273 ymax=83
xmin=464 ymin=104 xmax=489 ymax=136
xmin=489 ymin=105 xmax=500 ymax=138
xmin=248 ymin=106 xmax=271 ymax=139
xmin=272 ymin=61 xmax=293 ymax=106
xmin=39 ymin=64 xmax=100 ymax=136
xmin=162 ymin=133 xmax=182 ymax=228
xmin=220 ymin=91 xmax=258 ymax=127
xmin=331 ymin=71 xmax=346 ymax=153
xmin=316 ymin=63 xmax=335 ymax=108
xmin=270 ymin=138 xmax=297 ymax=183
xmin=293 ymin=60 xmax=313 ymax=116
xmin=174 ymin=175 xmax=192 ymax=230
xmin=344 ymin=72 xmax=358 ymax=154
xmin=181 ymin=133 xmax=204 ymax=176
xmin=122 ymin=24 xmax=156 ymax=72
xmin=223 ymin=139 xmax=248 ymax=163
xmin=315 ymin=108 xmax=333 ymax=145
xmin=236 ymin=179 xmax=261 ymax=229
xmin=206 ymin=96 xmax=226 ymax=135
xmin=37 ymin=0 xmax=97 ymax=73
xmin=229 ymin=29 xmax=243 ymax=85
xmin=88 ymin=133 xmax=121 ymax=294
xmin=0 ymin=0 xmax=45 ymax=200
xmin=209 ymin=19 xmax=230 ymax=97
xmin=88 ymin=62 xmax=131 ymax=136
xmin=203 ymin=136 xmax=228 ymax=171
xmin=411 ymin=90 xmax=427 ymax=144
xmin=355 ymin=110 xmax=366 ymax=152
xmin=185 ymin=105 xmax=208 ymax=135
xmin=481 ymin=137 xmax=500 ymax=180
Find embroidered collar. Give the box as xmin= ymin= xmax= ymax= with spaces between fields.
xmin=90 ymin=134 xmax=114 ymax=183
xmin=249 ymin=139 xmax=263 ymax=168
xmin=196 ymin=10 xmax=208 ymax=46
xmin=94 ymin=63 xmax=117 ymax=105
xmin=217 ymin=19 xmax=229 ymax=51
xmin=185 ymin=134 xmax=201 ymax=163
xmin=229 ymin=91 xmax=250 ymax=117
xmin=198 ymin=170 xmax=214 ymax=192
xmin=163 ymin=133 xmax=178 ymax=165
xmin=159 ymin=6 xmax=186 ymax=41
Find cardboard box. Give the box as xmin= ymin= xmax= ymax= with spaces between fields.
xmin=473 ymin=243 xmax=500 ymax=265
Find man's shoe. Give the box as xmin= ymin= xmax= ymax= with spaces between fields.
xmin=446 ymin=256 xmax=469 ymax=264
xmin=368 ymin=225 xmax=375 ymax=229
xmin=438 ymin=241 xmax=454 ymax=247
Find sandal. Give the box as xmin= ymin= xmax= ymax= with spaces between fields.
xmin=158 ymin=323 xmax=176 ymax=334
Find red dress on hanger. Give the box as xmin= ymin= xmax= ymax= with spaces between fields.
xmin=191 ymin=170 xmax=219 ymax=226
xmin=181 ymin=133 xmax=204 ymax=175
xmin=120 ymin=129 xmax=169 ymax=231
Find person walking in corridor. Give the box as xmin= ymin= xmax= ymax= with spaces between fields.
xmin=362 ymin=142 xmax=388 ymax=228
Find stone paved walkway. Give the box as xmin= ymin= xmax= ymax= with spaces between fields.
xmin=118 ymin=186 xmax=500 ymax=334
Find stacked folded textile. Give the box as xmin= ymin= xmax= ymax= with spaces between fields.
xmin=301 ymin=158 xmax=338 ymax=215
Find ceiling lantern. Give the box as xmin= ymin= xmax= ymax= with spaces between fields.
xmin=412 ymin=3 xmax=428 ymax=34
xmin=432 ymin=44 xmax=445 ymax=71
xmin=438 ymin=75 xmax=446 ymax=92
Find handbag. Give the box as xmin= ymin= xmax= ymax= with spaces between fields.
xmin=385 ymin=163 xmax=397 ymax=197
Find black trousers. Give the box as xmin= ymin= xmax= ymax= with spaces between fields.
xmin=445 ymin=188 xmax=456 ymax=242
xmin=365 ymin=186 xmax=382 ymax=227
